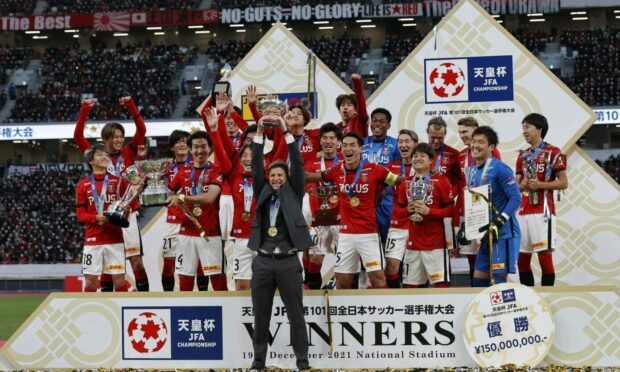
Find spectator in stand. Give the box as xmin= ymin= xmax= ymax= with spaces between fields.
xmin=5 ymin=44 xmax=196 ymax=123
xmin=0 ymin=170 xmax=86 ymax=264
xmin=45 ymin=0 xmax=201 ymax=13
xmin=596 ymin=154 xmax=620 ymax=184
xmin=0 ymin=0 xmax=35 ymax=15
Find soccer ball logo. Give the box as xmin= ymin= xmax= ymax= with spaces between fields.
xmin=127 ymin=312 xmax=168 ymax=353
xmin=429 ymin=63 xmax=465 ymax=98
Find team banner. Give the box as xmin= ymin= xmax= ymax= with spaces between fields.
xmin=1 ymin=287 xmax=617 ymax=369
xmin=0 ymin=9 xmax=218 ymax=31
xmin=220 ymin=1 xmax=560 ymax=23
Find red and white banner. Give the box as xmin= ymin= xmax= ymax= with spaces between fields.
xmin=94 ymin=12 xmax=130 ymax=31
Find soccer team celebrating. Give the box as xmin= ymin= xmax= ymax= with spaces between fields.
xmin=74 ymin=75 xmax=568 ymax=292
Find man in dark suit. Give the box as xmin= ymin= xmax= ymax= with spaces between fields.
xmin=248 ymin=110 xmax=313 ymax=371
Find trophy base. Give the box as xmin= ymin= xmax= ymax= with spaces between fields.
xmin=140 ymin=191 xmax=169 ymax=207
xmin=104 ymin=212 xmax=130 ymax=228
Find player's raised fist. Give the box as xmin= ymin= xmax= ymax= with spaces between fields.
xmin=82 ymin=98 xmax=95 ymax=107
xmin=351 ymin=73 xmax=362 ymax=81
xmin=119 ymin=96 xmax=133 ymax=105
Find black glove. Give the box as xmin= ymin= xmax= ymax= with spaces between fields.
xmin=457 ymin=222 xmax=471 ymax=246
xmin=479 ymin=214 xmax=507 ymax=243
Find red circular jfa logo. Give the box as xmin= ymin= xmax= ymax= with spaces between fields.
xmin=429 ymin=63 xmax=466 ymax=98
xmin=127 ymin=312 xmax=168 ymax=353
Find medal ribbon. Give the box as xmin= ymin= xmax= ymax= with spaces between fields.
xmin=320 ymin=153 xmax=339 ymax=186
xmin=434 ymin=144 xmax=445 ymax=172
xmin=190 ymin=164 xmax=208 ymax=212
xmin=269 ymin=194 xmax=280 ymax=228
xmin=173 ymin=157 xmax=191 ymax=176
xmin=471 ymin=157 xmax=493 ymax=188
xmin=89 ymin=174 xmax=109 ymax=215
xmin=108 ymin=154 xmax=123 ymax=176
xmin=242 ymin=176 xmax=253 ymax=213
xmin=342 ymin=161 xmax=365 ymax=199
xmin=400 ymin=161 xmax=414 ymax=177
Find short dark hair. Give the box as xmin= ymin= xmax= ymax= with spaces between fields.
xmin=267 ymin=160 xmax=289 ymax=178
xmin=472 ymin=126 xmax=499 ymax=147
xmin=101 ymin=122 xmax=125 ymax=140
xmin=290 ymin=105 xmax=311 ymax=125
xmin=398 ymin=129 xmax=418 ymax=143
xmin=168 ymin=130 xmax=190 ymax=149
xmin=457 ymin=116 xmax=478 ymax=127
xmin=242 ymin=125 xmax=257 ymax=144
xmin=427 ymin=116 xmax=447 ymax=132
xmin=239 ymin=144 xmax=252 ymax=157
xmin=371 ymin=108 xmax=392 ymax=123
xmin=319 ymin=122 xmax=342 ymax=141
xmin=85 ymin=143 xmax=109 ymax=170
xmin=343 ymin=131 xmax=364 ymax=147
xmin=412 ymin=143 xmax=434 ymax=159
xmin=188 ymin=130 xmax=212 ymax=150
xmin=233 ymin=105 xmax=242 ymax=116
xmin=336 ymin=94 xmax=356 ymax=109
xmin=522 ymin=113 xmax=548 ymax=139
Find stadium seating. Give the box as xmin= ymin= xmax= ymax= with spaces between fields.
xmin=0 ymin=170 xmax=86 ymax=264
xmin=44 ymin=0 xmax=201 ymax=13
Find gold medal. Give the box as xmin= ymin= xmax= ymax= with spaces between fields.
xmin=241 ymin=212 xmax=251 ymax=221
xmin=523 ymin=191 xmax=530 ymax=197
xmin=268 ymin=227 xmax=278 ymax=237
xmin=193 ymin=207 xmax=203 ymax=217
xmin=350 ymin=196 xmax=360 ymax=207
xmin=329 ymin=195 xmax=338 ymax=204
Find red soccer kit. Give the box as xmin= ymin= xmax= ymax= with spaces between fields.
xmin=322 ymin=162 xmax=396 ymax=234
xmin=516 ymin=142 xmax=566 ymax=215
xmin=74 ymin=99 xmax=146 ymax=176
xmin=396 ymin=174 xmax=455 ymax=250
xmin=336 ymin=77 xmax=369 ymax=138
xmin=274 ymin=129 xmax=321 ymax=167
xmin=433 ymin=143 xmax=462 ymax=192
xmin=305 ymin=154 xmax=343 ymax=226
xmin=387 ymin=160 xmax=414 ymax=229
xmin=76 ymin=173 xmax=129 ymax=245
xmin=165 ymin=158 xmax=193 ymax=224
xmin=168 ymin=163 xmax=223 ymax=237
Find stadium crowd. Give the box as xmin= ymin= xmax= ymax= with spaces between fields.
xmin=5 ymin=43 xmax=196 ymax=123
xmin=0 ymin=0 xmax=35 ymax=15
xmin=0 ymin=48 xmax=32 ymax=85
xmin=0 ymin=170 xmax=86 ymax=264
xmin=596 ymin=154 xmax=620 ymax=183
xmin=44 ymin=0 xmax=201 ymax=13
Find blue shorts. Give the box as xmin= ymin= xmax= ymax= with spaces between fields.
xmin=376 ymin=199 xmax=392 ymax=242
xmin=475 ymin=237 xmax=519 ymax=274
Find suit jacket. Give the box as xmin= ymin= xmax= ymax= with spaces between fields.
xmin=248 ymin=135 xmax=313 ymax=251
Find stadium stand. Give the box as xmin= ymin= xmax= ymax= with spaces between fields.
xmin=0 ymin=170 xmax=86 ymax=264
xmin=44 ymin=0 xmax=201 ymax=13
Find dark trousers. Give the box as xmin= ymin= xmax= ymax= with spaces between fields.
xmin=251 ymin=255 xmax=309 ymax=369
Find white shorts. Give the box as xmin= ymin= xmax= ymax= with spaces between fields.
xmin=122 ymin=212 xmax=142 ymax=258
xmin=219 ymin=194 xmax=234 ymax=241
xmin=384 ymin=227 xmax=408 ymax=261
xmin=335 ymin=233 xmax=383 ymax=274
xmin=82 ymin=243 xmax=125 ymax=275
xmin=162 ymin=222 xmax=181 ymax=258
xmin=176 ymin=235 xmax=225 ymax=276
xmin=402 ymin=249 xmax=450 ymax=285
xmin=309 ymin=225 xmax=339 ymax=255
xmin=231 ymin=238 xmax=257 ymax=280
xmin=518 ymin=213 xmax=556 ymax=253
xmin=302 ymin=193 xmax=312 ymax=226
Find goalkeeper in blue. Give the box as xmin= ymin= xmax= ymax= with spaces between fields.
xmin=465 ymin=126 xmax=521 ymax=287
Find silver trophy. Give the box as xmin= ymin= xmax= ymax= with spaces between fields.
xmin=257 ymin=96 xmax=287 ymax=128
xmin=104 ymin=165 xmax=143 ymax=228
xmin=408 ymin=178 xmax=434 ymax=222
xmin=136 ymin=158 xmax=172 ymax=207
xmin=522 ymin=157 xmax=539 ymax=205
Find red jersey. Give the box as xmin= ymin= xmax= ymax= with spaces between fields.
xmin=336 ymin=78 xmax=369 ymax=138
xmin=169 ymin=163 xmax=223 ymax=237
xmin=305 ymin=154 xmax=343 ymax=226
xmin=516 ymin=142 xmax=566 ymax=215
xmin=322 ymin=162 xmax=396 ymax=234
xmin=165 ymin=157 xmax=193 ymax=224
xmin=387 ymin=160 xmax=414 ymax=229
xmin=75 ymin=173 xmax=129 ymax=245
xmin=433 ymin=143 xmax=461 ymax=191
xmin=396 ymin=173 xmax=454 ymax=250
